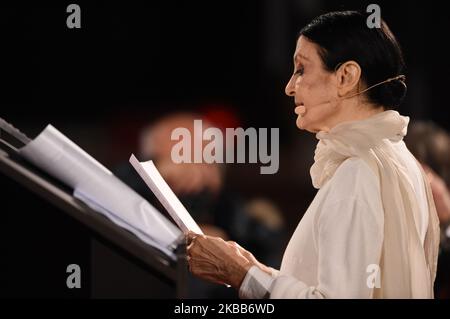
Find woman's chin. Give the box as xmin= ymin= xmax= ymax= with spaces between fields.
xmin=296 ymin=115 xmax=319 ymax=133
xmin=296 ymin=115 xmax=307 ymax=130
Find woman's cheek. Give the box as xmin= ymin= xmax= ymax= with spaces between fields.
xmin=310 ymin=102 xmax=337 ymax=130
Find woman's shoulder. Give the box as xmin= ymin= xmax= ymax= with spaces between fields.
xmin=314 ymin=157 xmax=384 ymax=225
xmin=324 ymin=157 xmax=381 ymax=205
xmin=334 ymin=157 xmax=378 ymax=182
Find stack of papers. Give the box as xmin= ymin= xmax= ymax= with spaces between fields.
xmin=20 ymin=125 xmax=181 ymax=259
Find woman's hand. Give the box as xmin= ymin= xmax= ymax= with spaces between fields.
xmin=232 ymin=242 xmax=277 ymax=277
xmin=186 ymin=232 xmax=255 ymax=289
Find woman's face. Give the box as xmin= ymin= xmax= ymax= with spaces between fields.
xmin=285 ymin=36 xmax=339 ymax=133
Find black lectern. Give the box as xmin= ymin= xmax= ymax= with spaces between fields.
xmin=0 ymin=119 xmax=187 ymax=298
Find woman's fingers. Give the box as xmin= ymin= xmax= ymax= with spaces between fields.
xmin=184 ymin=234 xmax=255 ymax=288
xmin=185 ymin=231 xmax=200 ymax=246
xmin=186 ymin=232 xmax=207 ymax=270
xmin=186 ymin=238 xmax=228 ymax=286
xmin=188 ymin=259 xmax=226 ymax=285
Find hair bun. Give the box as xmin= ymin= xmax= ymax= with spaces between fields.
xmin=373 ymin=76 xmax=407 ymax=108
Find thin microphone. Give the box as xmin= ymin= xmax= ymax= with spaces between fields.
xmin=295 ymin=99 xmax=334 ymax=116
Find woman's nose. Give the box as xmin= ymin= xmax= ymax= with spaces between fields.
xmin=285 ymin=76 xmax=295 ymax=97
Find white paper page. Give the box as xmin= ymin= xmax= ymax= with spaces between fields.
xmin=74 ymin=189 xmax=177 ymax=260
xmin=20 ymin=125 xmax=112 ymax=188
xmin=129 ymin=154 xmax=204 ymax=235
xmin=20 ymin=125 xmax=181 ymax=252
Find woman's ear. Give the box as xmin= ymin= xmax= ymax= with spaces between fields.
xmin=335 ymin=61 xmax=362 ymax=97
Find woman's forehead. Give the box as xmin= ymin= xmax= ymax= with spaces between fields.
xmin=294 ymin=36 xmax=318 ymax=63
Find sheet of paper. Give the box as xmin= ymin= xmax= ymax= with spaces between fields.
xmin=129 ymin=154 xmax=204 ymax=235
xmin=20 ymin=125 xmax=181 ymax=256
xmin=73 ymin=189 xmax=177 ymax=260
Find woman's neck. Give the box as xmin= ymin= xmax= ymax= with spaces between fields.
xmin=321 ymin=100 xmax=385 ymax=132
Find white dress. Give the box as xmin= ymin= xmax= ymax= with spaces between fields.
xmin=239 ymin=140 xmax=429 ymax=299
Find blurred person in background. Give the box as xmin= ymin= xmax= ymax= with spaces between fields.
xmin=114 ymin=110 xmax=285 ymax=298
xmin=404 ymin=121 xmax=450 ymax=298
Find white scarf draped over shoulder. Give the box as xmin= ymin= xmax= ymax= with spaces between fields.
xmin=310 ymin=110 xmax=440 ymax=298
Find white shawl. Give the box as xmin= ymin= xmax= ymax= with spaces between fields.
xmin=310 ymin=110 xmax=440 ymax=298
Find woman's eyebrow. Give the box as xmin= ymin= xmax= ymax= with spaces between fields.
xmin=294 ymin=53 xmax=310 ymax=64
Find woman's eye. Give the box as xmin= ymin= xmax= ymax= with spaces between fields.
xmin=294 ymin=66 xmax=304 ymax=76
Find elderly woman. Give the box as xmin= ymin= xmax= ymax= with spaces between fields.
xmin=186 ymin=11 xmax=440 ymax=299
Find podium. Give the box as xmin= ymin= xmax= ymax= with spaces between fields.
xmin=0 ymin=120 xmax=188 ymax=298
